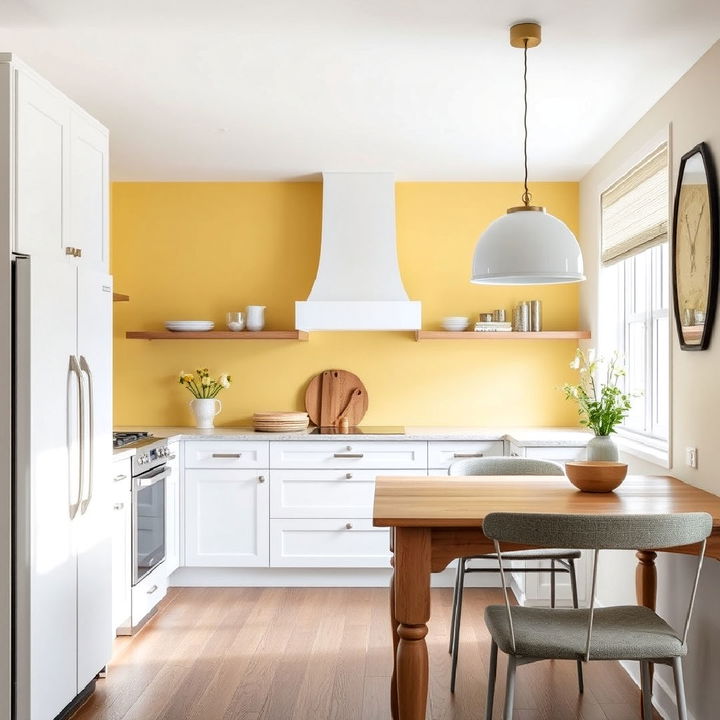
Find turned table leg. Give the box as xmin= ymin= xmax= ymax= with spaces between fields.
xmin=392 ymin=527 xmax=432 ymax=720
xmin=390 ymin=567 xmax=399 ymax=720
xmin=636 ymin=550 xmax=657 ymax=719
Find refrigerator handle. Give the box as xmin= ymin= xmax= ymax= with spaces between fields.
xmin=69 ymin=355 xmax=84 ymax=519
xmin=79 ymin=355 xmax=94 ymax=514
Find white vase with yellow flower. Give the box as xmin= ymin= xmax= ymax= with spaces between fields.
xmin=178 ymin=368 xmax=232 ymax=428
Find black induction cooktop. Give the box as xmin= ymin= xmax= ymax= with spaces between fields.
xmin=310 ymin=426 xmax=405 ymax=435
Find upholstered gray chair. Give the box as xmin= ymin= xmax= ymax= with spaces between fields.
xmin=482 ymin=511 xmax=712 ymax=720
xmin=447 ymin=456 xmax=583 ymax=694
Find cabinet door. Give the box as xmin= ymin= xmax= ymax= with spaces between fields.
xmin=164 ymin=441 xmax=181 ymax=574
xmin=185 ymin=469 xmax=269 ymax=567
xmin=15 ymin=69 xmax=69 ymax=257
xmin=69 ymin=111 xmax=109 ymax=270
xmin=270 ymin=441 xmax=427 ymax=469
xmin=110 ymin=460 xmax=131 ymax=634
xmin=76 ymin=268 xmax=113 ymax=686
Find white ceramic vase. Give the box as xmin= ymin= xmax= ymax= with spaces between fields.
xmin=586 ymin=434 xmax=619 ymax=462
xmin=190 ymin=398 xmax=222 ymax=428
xmin=245 ymin=305 xmax=266 ymax=331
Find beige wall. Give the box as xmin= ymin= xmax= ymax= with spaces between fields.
xmin=580 ymin=40 xmax=720 ymax=720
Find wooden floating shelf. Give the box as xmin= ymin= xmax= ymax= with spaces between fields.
xmin=126 ymin=330 xmax=309 ymax=341
xmin=415 ymin=330 xmax=591 ymax=341
xmin=112 ymin=293 xmax=130 ymax=302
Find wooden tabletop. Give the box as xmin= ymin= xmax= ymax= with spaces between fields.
xmin=373 ymin=474 xmax=720 ymax=528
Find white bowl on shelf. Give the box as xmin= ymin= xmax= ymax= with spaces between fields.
xmin=441 ymin=316 xmax=469 ymax=331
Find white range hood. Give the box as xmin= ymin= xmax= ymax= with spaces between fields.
xmin=295 ymin=172 xmax=421 ymax=331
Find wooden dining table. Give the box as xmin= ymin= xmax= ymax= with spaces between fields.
xmin=372 ymin=474 xmax=720 ymax=720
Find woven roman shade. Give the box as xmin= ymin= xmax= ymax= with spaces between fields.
xmin=601 ymin=143 xmax=669 ymax=264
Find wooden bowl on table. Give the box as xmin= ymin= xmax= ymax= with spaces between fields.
xmin=565 ymin=461 xmax=628 ymax=493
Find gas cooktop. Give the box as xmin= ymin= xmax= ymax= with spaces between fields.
xmin=113 ymin=431 xmax=154 ymax=448
xmin=310 ymin=426 xmax=405 ymax=435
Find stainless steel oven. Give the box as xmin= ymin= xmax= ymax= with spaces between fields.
xmin=129 ymin=438 xmax=171 ymax=585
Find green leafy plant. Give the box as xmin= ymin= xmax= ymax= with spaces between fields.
xmin=178 ymin=368 xmax=231 ymax=399
xmin=562 ymin=349 xmax=632 ymax=436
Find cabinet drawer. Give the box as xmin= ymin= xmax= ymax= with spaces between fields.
xmin=131 ymin=563 xmax=167 ymax=628
xmin=270 ymin=519 xmax=391 ymax=568
xmin=523 ymin=445 xmax=587 ymax=462
xmin=111 ymin=457 xmax=131 ymax=485
xmin=428 ymin=441 xmax=504 ymax=470
xmin=184 ymin=441 xmax=269 ymax=469
xmin=270 ymin=468 xmax=427 ymax=519
xmin=270 ymin=441 xmax=427 ymax=469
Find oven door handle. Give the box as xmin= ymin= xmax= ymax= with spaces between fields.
xmin=135 ymin=465 xmax=172 ymax=489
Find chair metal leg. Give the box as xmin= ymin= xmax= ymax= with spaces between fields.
xmin=568 ymin=559 xmax=584 ymax=694
xmin=450 ymin=558 xmax=466 ymax=693
xmin=449 ymin=559 xmax=463 ymax=653
xmin=550 ymin=559 xmax=556 ymax=608
xmin=503 ymin=655 xmax=517 ymax=720
xmin=672 ymin=656 xmax=688 ymax=720
xmin=485 ymin=639 xmax=498 ymax=720
xmin=640 ymin=661 xmax=653 ymax=720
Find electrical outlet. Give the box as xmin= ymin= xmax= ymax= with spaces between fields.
xmin=686 ymin=447 xmax=698 ymax=469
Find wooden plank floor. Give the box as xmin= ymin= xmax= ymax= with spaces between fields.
xmin=72 ymin=587 xmax=660 ymax=720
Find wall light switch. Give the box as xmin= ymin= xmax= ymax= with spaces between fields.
xmin=686 ymin=447 xmax=698 ymax=469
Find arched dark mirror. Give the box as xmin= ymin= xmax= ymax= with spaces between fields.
xmin=672 ymin=142 xmax=719 ymax=350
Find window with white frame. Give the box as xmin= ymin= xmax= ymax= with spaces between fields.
xmin=599 ymin=143 xmax=669 ymax=452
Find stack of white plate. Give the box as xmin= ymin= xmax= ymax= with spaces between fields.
xmin=253 ymin=411 xmax=309 ymax=433
xmin=441 ymin=316 xmax=470 ymax=331
xmin=164 ymin=320 xmax=215 ymax=332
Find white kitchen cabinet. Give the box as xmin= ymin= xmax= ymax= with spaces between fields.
xmin=428 ymin=440 xmax=504 ymax=472
xmin=131 ymin=562 xmax=168 ymax=629
xmin=184 ymin=440 xmax=269 ymax=469
xmin=270 ymin=440 xmax=427 ymax=469
xmin=164 ymin=441 xmax=181 ymax=575
xmin=185 ymin=467 xmax=269 ymax=567
xmin=270 ymin=519 xmax=391 ymax=568
xmin=69 ymin=109 xmax=109 ymax=270
xmin=14 ymin=68 xmax=68 ymax=258
xmin=507 ymin=441 xmax=587 ymax=462
xmin=110 ymin=458 xmax=131 ymax=634
xmin=14 ymin=64 xmax=109 ymax=270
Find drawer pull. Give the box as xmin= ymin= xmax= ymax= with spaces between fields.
xmin=258 ymin=475 xmax=266 ymax=483
xmin=345 ymin=522 xmax=353 ymax=530
xmin=113 ymin=474 xmax=127 ymax=482
xmin=453 ymin=452 xmax=485 ymax=458
xmin=167 ymin=454 xmax=177 ymax=460
xmin=112 ymin=502 xmax=124 ymax=510
xmin=334 ymin=453 xmax=364 ymax=459
xmin=345 ymin=473 xmax=353 ymax=479
xmin=147 ymin=584 xmax=158 ymax=595
xmin=511 ymin=452 xmax=520 ymax=457
xmin=212 ymin=453 xmax=242 ymax=458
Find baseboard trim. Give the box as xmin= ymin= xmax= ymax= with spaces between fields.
xmin=168 ymin=566 xmax=502 ymax=589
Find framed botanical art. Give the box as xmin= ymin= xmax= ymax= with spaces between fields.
xmin=672 ymin=142 xmax=719 ymax=350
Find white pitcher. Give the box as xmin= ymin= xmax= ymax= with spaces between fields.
xmin=189 ymin=398 xmax=222 ymax=428
xmin=245 ymin=305 xmax=266 ymax=331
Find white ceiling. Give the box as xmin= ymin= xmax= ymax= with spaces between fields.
xmin=2 ymin=0 xmax=720 ymax=181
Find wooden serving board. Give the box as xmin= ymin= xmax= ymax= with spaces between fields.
xmin=304 ymin=369 xmax=369 ymax=427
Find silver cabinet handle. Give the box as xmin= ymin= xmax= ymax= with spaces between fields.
xmin=64 ymin=247 xmax=82 ymax=257
xmin=69 ymin=356 xmax=84 ymax=520
xmin=113 ymin=502 xmax=124 ymax=510
xmin=212 ymin=453 xmax=241 ymax=458
xmin=258 ymin=475 xmax=266 ymax=483
xmin=345 ymin=522 xmax=353 ymax=530
xmin=511 ymin=452 xmax=520 ymax=457
xmin=79 ymin=356 xmax=94 ymax=514
xmin=334 ymin=453 xmax=364 ymax=458
xmin=114 ymin=474 xmax=128 ymax=482
xmin=147 ymin=585 xmax=158 ymax=595
xmin=345 ymin=473 xmax=353 ymax=479
xmin=453 ymin=452 xmax=485 ymax=458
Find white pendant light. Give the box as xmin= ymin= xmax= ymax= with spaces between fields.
xmin=471 ymin=23 xmax=585 ymax=286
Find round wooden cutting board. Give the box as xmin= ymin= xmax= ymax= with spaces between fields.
xmin=304 ymin=369 xmax=369 ymax=427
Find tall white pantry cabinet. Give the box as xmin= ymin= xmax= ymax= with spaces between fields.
xmin=1 ymin=54 xmax=112 ymax=720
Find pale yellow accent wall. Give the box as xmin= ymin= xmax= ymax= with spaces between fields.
xmin=112 ymin=181 xmax=582 ymax=427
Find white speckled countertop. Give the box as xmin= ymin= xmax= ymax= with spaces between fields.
xmin=113 ymin=426 xmax=591 ymax=456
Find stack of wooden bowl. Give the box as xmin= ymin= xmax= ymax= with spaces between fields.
xmin=252 ymin=411 xmax=309 ymax=432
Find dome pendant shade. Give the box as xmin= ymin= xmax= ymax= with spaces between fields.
xmin=471 ymin=208 xmax=585 ymax=285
